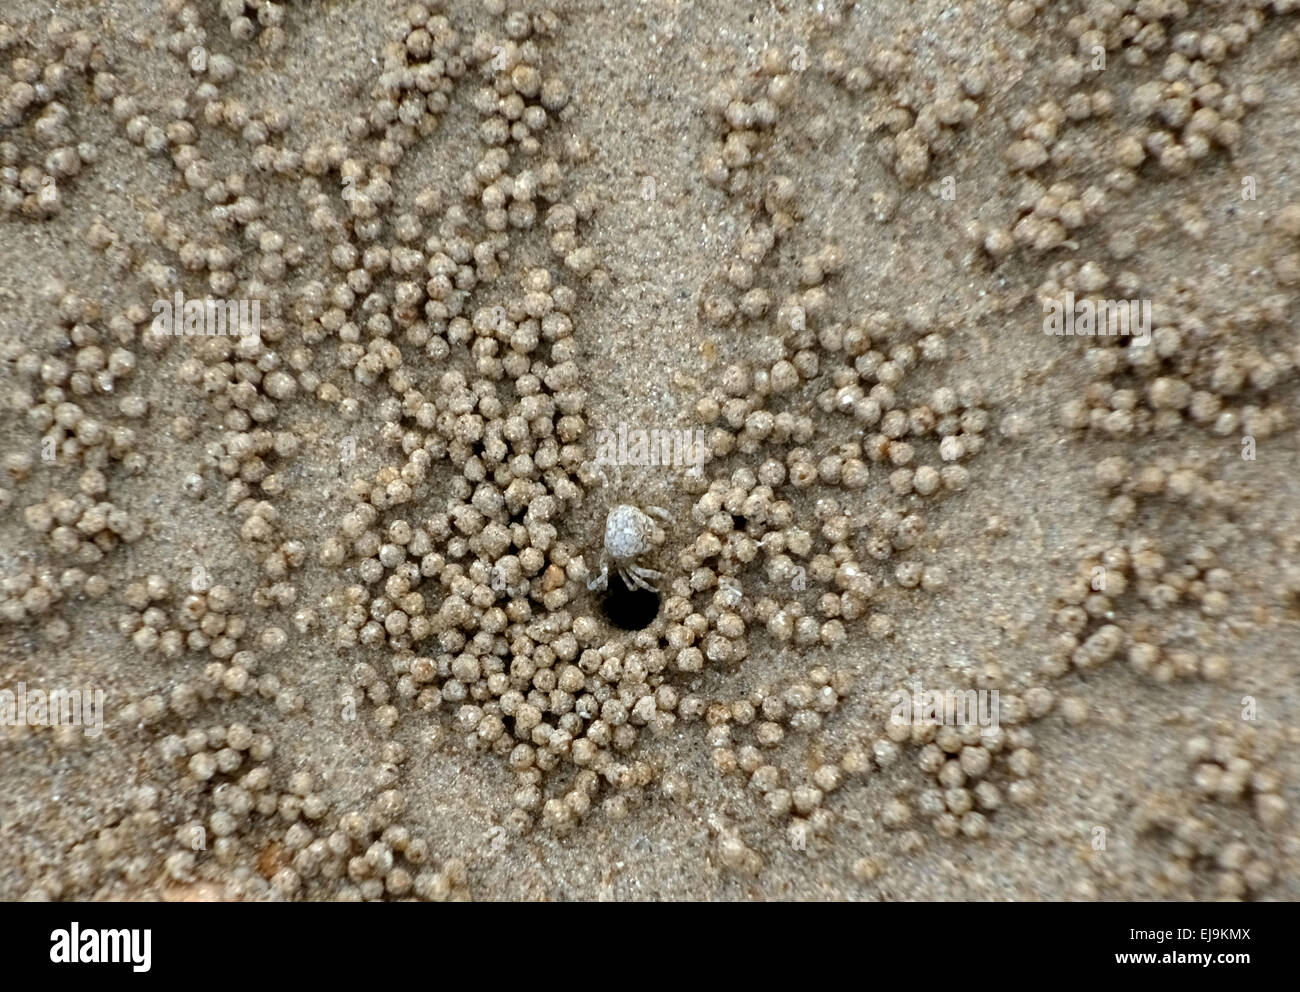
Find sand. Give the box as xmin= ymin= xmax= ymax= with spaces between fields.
xmin=0 ymin=0 xmax=1296 ymax=901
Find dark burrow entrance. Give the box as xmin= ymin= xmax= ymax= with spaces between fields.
xmin=600 ymin=577 xmax=660 ymax=631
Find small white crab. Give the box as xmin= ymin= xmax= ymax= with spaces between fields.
xmin=587 ymin=503 xmax=670 ymax=593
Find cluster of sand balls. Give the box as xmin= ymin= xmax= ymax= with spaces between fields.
xmin=142 ymin=0 xmax=604 ymax=884
xmin=148 ymin=0 xmax=652 ymax=862
xmin=974 ymin=3 xmax=1282 ymax=261
xmin=643 ymin=54 xmax=1085 ymax=866
xmin=0 ymin=567 xmax=80 ymax=650
xmin=700 ymin=49 xmax=799 ymax=196
xmin=1 ymin=287 xmax=150 ymax=638
xmin=210 ymin=0 xmax=289 ymax=51
xmin=677 ymin=7 xmax=1293 ymax=882
xmin=1046 ymin=534 xmax=1236 ymax=684
xmin=828 ymin=44 xmax=979 ymax=188
xmin=701 ymin=35 xmax=982 ymax=199
xmin=273 ymin=12 xmax=1015 ymax=861
xmin=699 ymin=676 xmax=1075 ymax=868
xmin=0 ymin=1 xmax=579 ymax=897
xmin=0 ymin=18 xmax=103 ymax=218
xmin=1047 ymin=286 xmax=1296 ymax=447
xmin=2 ymin=282 xmax=153 ymax=638
xmin=1129 ymin=723 xmax=1288 ymax=900
xmin=147 ymin=731 xmax=469 ymax=902
xmin=706 ymin=672 xmax=1048 ymax=851
xmin=943 ymin=0 xmax=1300 ymax=899
xmin=32 ymin=704 xmax=470 ymax=901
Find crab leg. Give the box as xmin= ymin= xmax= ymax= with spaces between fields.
xmin=620 ymin=565 xmax=662 ymax=592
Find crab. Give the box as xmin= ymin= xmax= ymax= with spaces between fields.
xmin=587 ymin=503 xmax=670 ymax=593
